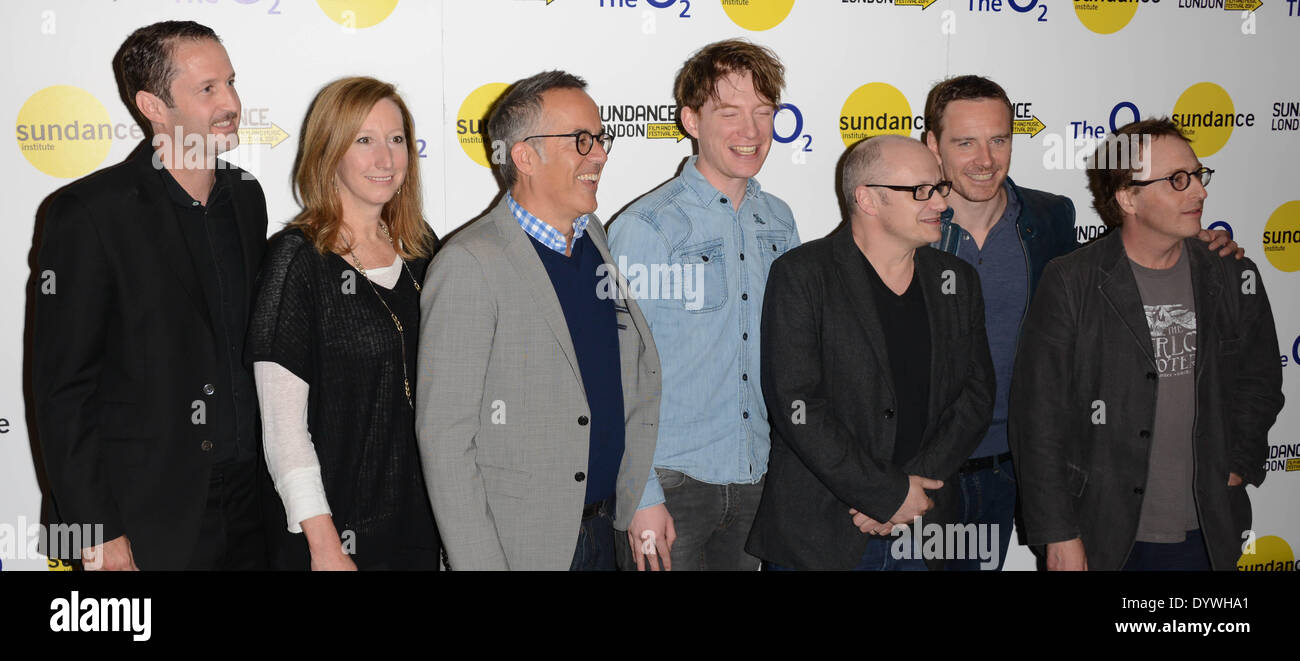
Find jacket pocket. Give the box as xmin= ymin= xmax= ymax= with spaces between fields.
xmin=479 ymin=463 xmax=532 ymax=500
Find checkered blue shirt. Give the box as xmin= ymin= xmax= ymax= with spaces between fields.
xmin=506 ymin=192 xmax=589 ymax=254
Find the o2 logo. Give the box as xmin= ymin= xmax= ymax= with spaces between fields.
xmin=224 ymin=0 xmax=285 ymax=14
xmin=1109 ymin=101 xmax=1140 ymax=133
xmin=773 ymin=103 xmax=813 ymax=163
xmin=1006 ymin=0 xmax=1049 ymax=22
xmin=645 ymin=0 xmax=693 ymax=19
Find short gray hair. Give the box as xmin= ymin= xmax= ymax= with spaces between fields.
xmin=486 ymin=70 xmax=588 ymax=189
xmin=840 ymin=136 xmax=897 ymax=211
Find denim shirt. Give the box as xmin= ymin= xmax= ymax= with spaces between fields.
xmin=608 ymin=156 xmax=800 ymax=509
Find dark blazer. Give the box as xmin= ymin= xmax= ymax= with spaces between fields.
xmin=33 ymin=139 xmax=268 ymax=570
xmin=746 ymin=225 xmax=995 ymax=570
xmin=934 ymin=177 xmax=1077 ymax=300
xmin=1009 ymin=231 xmax=1283 ymax=570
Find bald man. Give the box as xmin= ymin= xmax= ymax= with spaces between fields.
xmin=746 ymin=136 xmax=994 ymax=570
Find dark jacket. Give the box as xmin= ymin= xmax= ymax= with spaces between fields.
xmin=746 ymin=225 xmax=995 ymax=570
xmin=33 ymin=139 xmax=268 ymax=569
xmin=1009 ymin=230 xmax=1284 ymax=570
xmin=934 ymin=177 xmax=1077 ymax=301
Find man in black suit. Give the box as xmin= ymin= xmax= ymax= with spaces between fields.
xmin=746 ymin=135 xmax=994 ymax=570
xmin=33 ymin=21 xmax=268 ymax=570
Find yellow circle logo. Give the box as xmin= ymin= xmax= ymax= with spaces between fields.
xmin=1171 ymin=82 xmax=1239 ymax=158
xmin=457 ymin=82 xmax=509 ymax=168
xmin=1238 ymin=535 xmax=1295 ymax=571
xmin=15 ymin=85 xmax=113 ymax=179
xmin=839 ymin=82 xmax=922 ymax=147
xmin=1073 ymin=0 xmax=1140 ymax=35
xmin=316 ymin=0 xmax=399 ymax=28
xmin=722 ymin=0 xmax=796 ymax=31
xmin=1262 ymin=200 xmax=1300 ymax=273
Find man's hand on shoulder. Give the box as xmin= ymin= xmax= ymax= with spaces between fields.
xmin=1046 ymin=538 xmax=1088 ymax=571
xmin=628 ymin=504 xmax=675 ymax=571
xmin=1198 ymin=228 xmax=1244 ymax=260
xmin=82 ymin=535 xmax=138 ymax=571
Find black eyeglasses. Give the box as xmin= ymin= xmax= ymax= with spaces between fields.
xmin=523 ymin=129 xmax=614 ymax=156
xmin=1128 ymin=167 xmax=1214 ymax=192
xmin=863 ymin=181 xmax=953 ymax=201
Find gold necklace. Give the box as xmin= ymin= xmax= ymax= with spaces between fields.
xmin=345 ymin=223 xmax=421 ymax=409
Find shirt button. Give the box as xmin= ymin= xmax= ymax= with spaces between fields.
xmin=742 ymin=373 xmax=748 ymax=381
xmin=720 ymin=197 xmax=729 ymax=205
xmin=740 ymin=253 xmax=745 ymax=260
xmin=742 ymin=411 xmax=749 ymax=419
xmin=742 ymin=333 xmax=749 ymax=341
xmin=200 ymin=440 xmax=213 ymax=451
xmin=578 ymin=415 xmax=589 ymax=426
xmin=202 ymin=383 xmax=215 ymax=396
xmin=1139 ymin=430 xmax=1151 ymax=439
xmin=741 ymin=293 xmax=748 ymax=301
xmin=884 ymin=408 xmax=896 ymax=419
xmin=574 ymin=472 xmax=586 ymax=482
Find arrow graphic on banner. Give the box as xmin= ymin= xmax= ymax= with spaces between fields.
xmin=894 ymin=0 xmax=940 ymax=9
xmin=1223 ymin=0 xmax=1262 ymax=10
xmin=646 ymin=122 xmax=687 ymax=142
xmin=1013 ymin=116 xmax=1047 ymax=138
xmin=237 ymin=123 xmax=290 ymax=148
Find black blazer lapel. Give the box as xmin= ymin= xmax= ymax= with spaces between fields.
xmin=831 ymin=226 xmax=895 ymax=399
xmin=1185 ymin=238 xmax=1220 ymax=380
xmin=1096 ymin=232 xmax=1156 ymax=369
xmin=129 ymin=141 xmax=214 ymax=336
xmin=914 ymin=249 xmax=950 ymax=423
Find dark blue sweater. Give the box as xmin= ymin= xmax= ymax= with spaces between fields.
xmin=529 ymin=233 xmax=625 ymax=504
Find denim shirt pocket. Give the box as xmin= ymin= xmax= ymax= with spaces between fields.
xmin=676 ymin=238 xmax=727 ymax=313
xmin=756 ymin=230 xmax=791 ymax=273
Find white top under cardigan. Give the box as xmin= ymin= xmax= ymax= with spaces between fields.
xmin=255 ymin=255 xmax=403 ymax=533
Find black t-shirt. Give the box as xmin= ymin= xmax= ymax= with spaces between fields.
xmin=862 ymin=253 xmax=931 ymax=467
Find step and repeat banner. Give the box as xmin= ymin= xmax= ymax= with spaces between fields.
xmin=3 ymin=0 xmax=1298 ymax=571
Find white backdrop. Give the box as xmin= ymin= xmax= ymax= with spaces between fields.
xmin=4 ymin=0 xmax=1298 ymax=571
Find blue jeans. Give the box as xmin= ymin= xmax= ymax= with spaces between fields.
xmin=946 ymin=455 xmax=1016 ymax=571
xmin=1122 ymin=529 xmax=1212 ymax=571
xmin=765 ymin=538 xmax=928 ymax=571
xmin=570 ymin=498 xmax=617 ymax=571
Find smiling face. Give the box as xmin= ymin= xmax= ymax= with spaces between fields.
xmin=860 ymin=139 xmax=949 ymax=249
xmin=157 ymin=38 xmax=241 ymax=155
xmin=525 ymin=86 xmax=607 ymax=222
xmin=334 ymin=98 xmax=408 ymax=216
xmin=681 ymin=70 xmax=775 ymax=195
xmin=926 ymin=97 xmax=1012 ymax=204
xmin=1120 ymin=135 xmax=1207 ymax=243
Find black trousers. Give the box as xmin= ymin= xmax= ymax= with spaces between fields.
xmin=186 ymin=459 xmax=267 ymax=570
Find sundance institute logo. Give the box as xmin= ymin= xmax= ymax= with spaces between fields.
xmin=1262 ymin=200 xmax=1300 ymax=273
xmin=15 ymin=86 xmax=118 ymax=178
xmin=457 ymin=82 xmax=509 ymax=168
xmin=839 ymin=82 xmax=923 ymax=147
xmin=1073 ymin=0 xmax=1145 ymax=35
xmin=722 ymin=0 xmax=797 ymax=31
xmin=316 ymin=0 xmax=399 ymax=28
xmin=1171 ymin=82 xmax=1252 ymax=158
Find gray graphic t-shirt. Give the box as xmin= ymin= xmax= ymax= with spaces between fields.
xmin=1130 ymin=249 xmax=1200 ymax=543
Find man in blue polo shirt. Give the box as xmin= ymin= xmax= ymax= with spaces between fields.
xmin=608 ymin=40 xmax=799 ymax=571
xmin=922 ymin=75 xmax=1241 ymax=570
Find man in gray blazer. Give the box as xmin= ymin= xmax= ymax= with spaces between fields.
xmin=416 ymin=71 xmax=662 ymax=570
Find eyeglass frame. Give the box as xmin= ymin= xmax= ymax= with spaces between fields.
xmin=522 ymin=129 xmax=615 ymax=156
xmin=862 ymin=180 xmax=953 ymax=201
xmin=1127 ymin=166 xmax=1214 ymax=192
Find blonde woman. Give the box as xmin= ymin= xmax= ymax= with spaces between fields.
xmin=248 ymin=77 xmax=438 ymax=570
